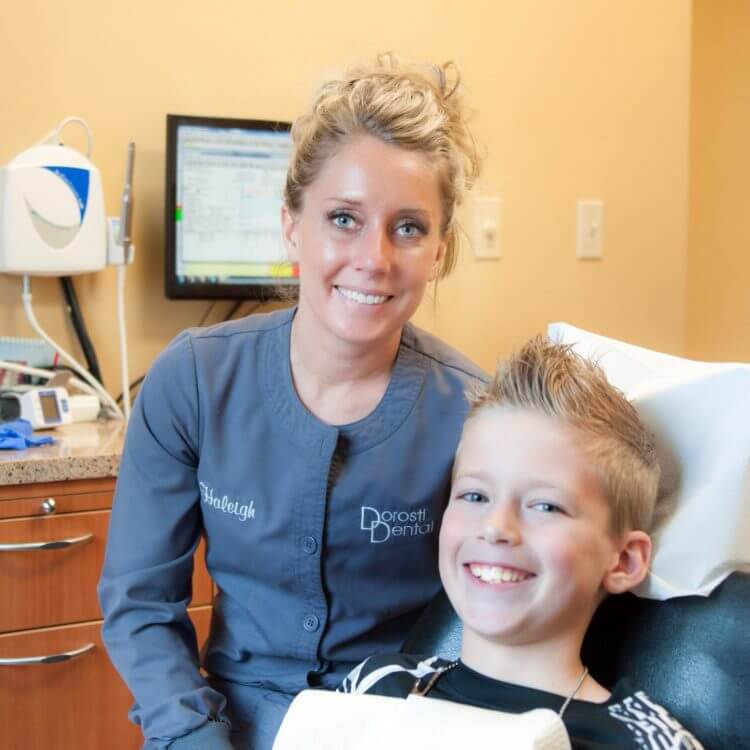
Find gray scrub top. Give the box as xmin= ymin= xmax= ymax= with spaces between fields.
xmin=98 ymin=306 xmax=486 ymax=746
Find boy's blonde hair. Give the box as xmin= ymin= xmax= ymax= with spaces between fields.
xmin=284 ymin=53 xmax=481 ymax=280
xmin=468 ymin=336 xmax=660 ymax=536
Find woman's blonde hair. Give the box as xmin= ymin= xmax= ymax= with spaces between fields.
xmin=468 ymin=336 xmax=661 ymax=537
xmin=284 ymin=53 xmax=482 ymax=280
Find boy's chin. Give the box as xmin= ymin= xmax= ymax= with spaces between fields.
xmin=460 ymin=612 xmax=533 ymax=646
xmin=460 ymin=605 xmax=593 ymax=653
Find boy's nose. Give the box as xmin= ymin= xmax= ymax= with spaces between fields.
xmin=480 ymin=502 xmax=522 ymax=545
xmin=352 ymin=226 xmax=392 ymax=273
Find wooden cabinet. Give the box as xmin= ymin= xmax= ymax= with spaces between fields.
xmin=0 ymin=478 xmax=213 ymax=750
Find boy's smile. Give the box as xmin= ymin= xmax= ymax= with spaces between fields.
xmin=467 ymin=563 xmax=535 ymax=585
xmin=439 ymin=407 xmax=626 ymax=651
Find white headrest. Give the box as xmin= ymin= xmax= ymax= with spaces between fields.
xmin=549 ymin=322 xmax=750 ymax=599
xmin=273 ymin=689 xmax=570 ymax=750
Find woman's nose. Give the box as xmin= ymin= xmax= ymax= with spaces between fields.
xmin=480 ymin=502 xmax=522 ymax=545
xmin=352 ymin=226 xmax=392 ymax=273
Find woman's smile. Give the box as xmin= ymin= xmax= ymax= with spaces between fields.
xmin=334 ymin=285 xmax=394 ymax=307
xmin=283 ymin=134 xmax=445 ymax=353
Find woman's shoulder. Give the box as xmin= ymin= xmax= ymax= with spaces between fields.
xmin=187 ymin=306 xmax=294 ymax=343
xmin=401 ymin=322 xmax=488 ymax=386
xmin=339 ymin=653 xmax=452 ymax=698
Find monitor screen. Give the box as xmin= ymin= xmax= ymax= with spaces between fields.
xmin=38 ymin=391 xmax=61 ymax=423
xmin=165 ymin=114 xmax=298 ymax=300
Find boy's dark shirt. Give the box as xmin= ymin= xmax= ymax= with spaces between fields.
xmin=339 ymin=654 xmax=703 ymax=750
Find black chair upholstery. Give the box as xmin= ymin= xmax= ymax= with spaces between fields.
xmin=402 ymin=572 xmax=750 ymax=749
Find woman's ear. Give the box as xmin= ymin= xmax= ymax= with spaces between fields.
xmin=602 ymin=530 xmax=652 ymax=595
xmin=428 ymin=239 xmax=447 ymax=282
xmin=281 ymin=204 xmax=299 ymax=263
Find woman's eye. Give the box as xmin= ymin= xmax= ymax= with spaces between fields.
xmin=395 ymin=221 xmax=425 ymax=238
xmin=330 ymin=212 xmax=356 ymax=229
xmin=457 ymin=491 xmax=488 ymax=504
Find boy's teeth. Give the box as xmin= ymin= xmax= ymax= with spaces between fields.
xmin=469 ymin=564 xmax=531 ymax=584
xmin=337 ymin=287 xmax=388 ymax=305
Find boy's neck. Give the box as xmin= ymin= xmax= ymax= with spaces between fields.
xmin=459 ymin=629 xmax=609 ymax=702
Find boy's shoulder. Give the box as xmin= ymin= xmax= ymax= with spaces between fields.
xmin=339 ymin=653 xmax=452 ymax=698
xmin=601 ymin=681 xmax=704 ymax=749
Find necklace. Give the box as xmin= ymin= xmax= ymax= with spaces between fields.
xmin=412 ymin=661 xmax=589 ymax=719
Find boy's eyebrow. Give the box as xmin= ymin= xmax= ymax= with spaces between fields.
xmin=452 ymin=467 xmax=494 ymax=484
xmin=453 ymin=469 xmax=577 ymax=498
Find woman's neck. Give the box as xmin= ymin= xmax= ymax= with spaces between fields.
xmin=289 ymin=309 xmax=402 ymax=425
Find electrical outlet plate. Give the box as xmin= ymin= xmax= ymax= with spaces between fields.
xmin=576 ymin=200 xmax=604 ymax=260
xmin=473 ymin=195 xmax=502 ymax=260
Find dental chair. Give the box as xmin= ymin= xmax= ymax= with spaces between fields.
xmin=402 ymin=572 xmax=750 ymax=749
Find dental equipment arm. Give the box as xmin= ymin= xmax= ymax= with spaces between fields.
xmin=114 ymin=143 xmax=135 ymax=421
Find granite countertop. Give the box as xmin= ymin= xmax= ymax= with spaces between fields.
xmin=0 ymin=420 xmax=125 ymax=486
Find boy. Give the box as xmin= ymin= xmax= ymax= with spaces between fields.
xmin=340 ymin=337 xmax=703 ymax=749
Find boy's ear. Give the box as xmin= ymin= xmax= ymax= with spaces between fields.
xmin=281 ymin=204 xmax=299 ymax=263
xmin=602 ymin=530 xmax=652 ymax=595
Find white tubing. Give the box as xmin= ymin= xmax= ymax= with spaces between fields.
xmin=116 ymin=264 xmax=131 ymax=421
xmin=55 ymin=116 xmax=93 ymax=158
xmin=35 ymin=117 xmax=93 ymax=158
xmin=0 ymin=359 xmax=100 ymax=399
xmin=20 ymin=276 xmax=123 ymax=420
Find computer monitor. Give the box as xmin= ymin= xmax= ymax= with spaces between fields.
xmin=165 ymin=114 xmax=298 ymax=300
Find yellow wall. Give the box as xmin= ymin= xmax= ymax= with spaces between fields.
xmin=687 ymin=1 xmax=750 ymax=361
xmin=1 ymin=0 xmax=692 ymax=391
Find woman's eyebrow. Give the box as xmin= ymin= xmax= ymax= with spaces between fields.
xmin=324 ymin=196 xmax=364 ymax=205
xmin=322 ymin=197 xmax=434 ymax=216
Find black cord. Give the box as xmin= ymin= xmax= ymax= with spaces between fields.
xmin=60 ymin=277 xmax=104 ymax=385
xmin=115 ymin=374 xmax=145 ymax=405
xmin=198 ymin=301 xmax=217 ymax=327
xmin=223 ymin=301 xmax=244 ymax=321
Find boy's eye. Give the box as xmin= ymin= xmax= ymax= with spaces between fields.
xmin=530 ymin=501 xmax=565 ymax=514
xmin=457 ymin=491 xmax=488 ymax=504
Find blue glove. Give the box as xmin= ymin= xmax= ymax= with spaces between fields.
xmin=0 ymin=418 xmax=56 ymax=450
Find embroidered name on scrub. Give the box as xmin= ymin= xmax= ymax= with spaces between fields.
xmin=360 ymin=506 xmax=434 ymax=543
xmin=199 ymin=482 xmax=256 ymax=522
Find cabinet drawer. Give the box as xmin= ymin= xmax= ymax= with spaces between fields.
xmin=0 ymin=511 xmax=213 ymax=633
xmin=0 ymin=607 xmax=212 ymax=750
xmin=0 ymin=490 xmax=114 ymax=520
xmin=0 ymin=478 xmax=116 ymax=520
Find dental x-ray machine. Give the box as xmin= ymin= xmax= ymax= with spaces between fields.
xmin=0 ymin=117 xmax=135 ymax=423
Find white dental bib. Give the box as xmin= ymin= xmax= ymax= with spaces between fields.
xmin=272 ymin=689 xmax=570 ymax=750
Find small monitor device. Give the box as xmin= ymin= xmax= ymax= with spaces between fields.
xmin=165 ymin=114 xmax=297 ymax=300
xmin=0 ymin=387 xmax=72 ymax=430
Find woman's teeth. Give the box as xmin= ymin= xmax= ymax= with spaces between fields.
xmin=336 ymin=287 xmax=389 ymax=305
xmin=469 ymin=564 xmax=532 ymax=584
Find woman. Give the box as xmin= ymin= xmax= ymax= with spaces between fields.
xmin=99 ymin=54 xmax=485 ymax=750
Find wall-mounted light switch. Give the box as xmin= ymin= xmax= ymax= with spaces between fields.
xmin=473 ymin=195 xmax=502 ymax=260
xmin=576 ymin=200 xmax=604 ymax=260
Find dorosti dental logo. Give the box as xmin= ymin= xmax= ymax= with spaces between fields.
xmin=360 ymin=505 xmax=435 ymax=543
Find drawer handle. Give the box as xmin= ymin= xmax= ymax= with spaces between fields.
xmin=0 ymin=533 xmax=93 ymax=552
xmin=0 ymin=642 xmax=95 ymax=666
